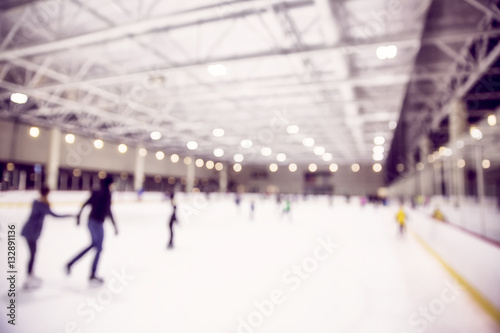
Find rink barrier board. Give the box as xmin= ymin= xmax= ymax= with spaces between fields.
xmin=0 ymin=199 xmax=165 ymax=208
xmin=411 ymin=231 xmax=500 ymax=326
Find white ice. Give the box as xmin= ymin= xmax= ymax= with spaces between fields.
xmin=0 ymin=192 xmax=498 ymax=333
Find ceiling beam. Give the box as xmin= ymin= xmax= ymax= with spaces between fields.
xmin=431 ymin=38 xmax=500 ymax=128
xmin=0 ymin=0 xmax=313 ymax=61
xmin=462 ymin=0 xmax=500 ymax=22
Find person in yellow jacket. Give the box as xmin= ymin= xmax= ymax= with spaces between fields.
xmin=396 ymin=206 xmax=406 ymax=235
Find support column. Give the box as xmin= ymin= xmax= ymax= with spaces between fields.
xmin=46 ymin=128 xmax=61 ymax=190
xmin=82 ymin=174 xmax=91 ymax=191
xmin=406 ymin=152 xmax=417 ymax=197
xmin=19 ymin=170 xmax=27 ymax=191
xmin=475 ymin=144 xmax=486 ymax=235
xmin=71 ymin=175 xmax=80 ymax=190
xmin=433 ymin=161 xmax=443 ymax=196
xmin=186 ymin=157 xmax=195 ymax=193
xmin=442 ymin=158 xmax=452 ymax=197
xmin=449 ymin=100 xmax=467 ymax=202
xmin=134 ymin=146 xmax=146 ymax=191
xmin=219 ymin=163 xmax=228 ymax=193
xmin=419 ymin=137 xmax=431 ymax=196
xmin=60 ymin=172 xmax=68 ymax=190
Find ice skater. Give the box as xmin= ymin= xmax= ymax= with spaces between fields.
xmin=21 ymin=186 xmax=73 ymax=289
xmin=167 ymin=192 xmax=178 ymax=249
xmin=66 ymin=175 xmax=118 ymax=284
xmin=281 ymin=196 xmax=292 ymax=220
xmin=250 ymin=200 xmax=255 ymax=220
xmin=395 ymin=205 xmax=406 ymax=236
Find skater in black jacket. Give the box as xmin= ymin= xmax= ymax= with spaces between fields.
xmin=167 ymin=192 xmax=178 ymax=249
xmin=66 ymin=175 xmax=118 ymax=283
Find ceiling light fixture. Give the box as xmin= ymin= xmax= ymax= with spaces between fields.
xmin=11 ymin=93 xmax=28 ymax=104
xmin=213 ymin=128 xmax=225 ymax=137
xmin=150 ymin=131 xmax=161 ymax=140
xmin=303 ymin=138 xmax=315 ymax=147
xmin=187 ymin=141 xmax=198 ymax=150
xmin=207 ymin=64 xmax=228 ymax=77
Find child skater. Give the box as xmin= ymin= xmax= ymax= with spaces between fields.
xmin=167 ymin=192 xmax=178 ymax=249
xmin=21 ymin=186 xmax=73 ymax=289
xmin=396 ymin=205 xmax=407 ymax=236
xmin=66 ymin=175 xmax=118 ymax=284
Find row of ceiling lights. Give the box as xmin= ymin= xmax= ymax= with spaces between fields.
xmin=27 ymin=126 xmax=385 ymax=174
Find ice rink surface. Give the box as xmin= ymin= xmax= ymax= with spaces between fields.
xmin=0 ymin=192 xmax=499 ymax=333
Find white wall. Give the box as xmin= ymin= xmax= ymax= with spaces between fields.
xmin=0 ymin=119 xmax=214 ymax=180
xmin=0 ymin=120 xmax=48 ymax=164
xmin=1 ymin=119 xmax=385 ymax=194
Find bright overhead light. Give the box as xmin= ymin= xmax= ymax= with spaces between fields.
xmin=241 ymin=139 xmax=253 ymax=148
xmin=269 ymin=163 xmax=278 ymax=172
xmin=215 ymin=162 xmax=224 ymax=171
xmin=171 ymin=154 xmax=179 ymax=163
xmin=150 ymin=131 xmax=161 ymax=140
xmin=206 ymin=160 xmax=215 ymax=169
xmin=93 ymin=139 xmax=104 ymax=149
xmin=233 ymin=163 xmax=242 ymax=172
xmin=214 ymin=148 xmax=224 ymax=157
xmin=288 ymin=163 xmax=297 ymax=172
xmin=457 ymin=159 xmax=465 ymax=168
xmin=482 ymin=159 xmax=491 ymax=169
xmin=276 ymin=153 xmax=286 ymax=162
xmin=195 ymin=158 xmax=204 ymax=167
xmin=376 ymin=45 xmax=397 ymax=59
xmin=187 ymin=141 xmax=198 ymax=150
xmin=308 ymin=163 xmax=317 ymax=172
xmin=303 ymin=138 xmax=315 ymax=147
xmin=351 ymin=163 xmax=360 ymax=172
xmin=139 ymin=148 xmax=148 ymax=157
xmin=65 ymin=134 xmax=75 ymax=144
xmin=234 ymin=154 xmax=244 ymax=163
xmin=156 ymin=151 xmax=165 ymax=160
xmin=389 ymin=121 xmax=397 ymax=130
xmin=373 ymin=163 xmax=382 ymax=173
xmin=470 ymin=126 xmax=482 ymax=140
xmin=487 ymin=114 xmax=497 ymax=126
xmin=396 ymin=163 xmax=405 ymax=172
xmin=261 ymin=147 xmax=272 ymax=156
xmin=29 ymin=127 xmax=40 ymax=138
xmin=416 ymin=162 xmax=424 ymax=171
xmin=184 ymin=157 xmax=192 ymax=165
xmin=322 ymin=153 xmax=333 ymax=162
xmin=438 ymin=146 xmax=447 ymax=156
xmin=287 ymin=125 xmax=299 ymax=134
xmin=456 ymin=140 xmax=464 ymax=149
xmin=374 ymin=136 xmax=385 ymax=145
xmin=373 ymin=146 xmax=384 ymax=154
xmin=213 ymin=128 xmax=225 ymax=137
xmin=11 ymin=93 xmax=28 ymax=104
xmin=207 ymin=64 xmax=228 ymax=77
xmin=118 ymin=144 xmax=127 ymax=153
xmin=314 ymin=147 xmax=325 ymax=155
xmin=373 ymin=153 xmax=384 ymax=161
xmin=329 ymin=163 xmax=338 ymax=172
